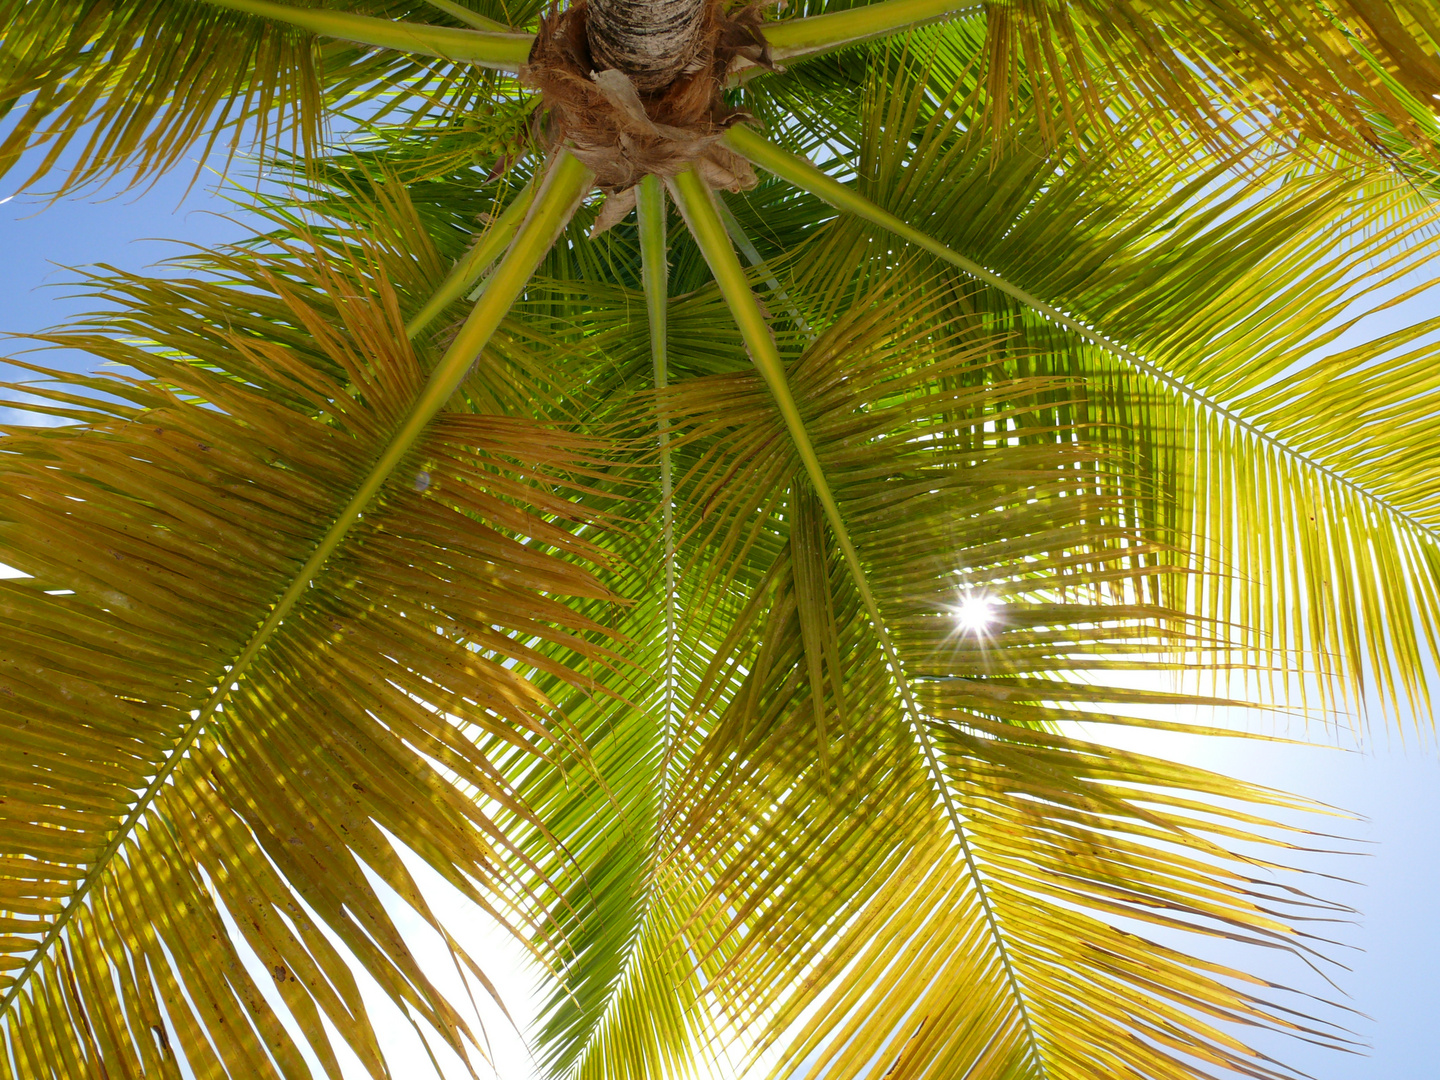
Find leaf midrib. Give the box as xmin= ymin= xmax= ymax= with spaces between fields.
xmin=555 ymin=173 xmax=687 ymax=1080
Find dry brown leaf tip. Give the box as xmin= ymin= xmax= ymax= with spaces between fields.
xmin=524 ymin=1 xmax=771 ymax=233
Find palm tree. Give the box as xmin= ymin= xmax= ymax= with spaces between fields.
xmin=2 ymin=1 xmax=1439 ymax=1077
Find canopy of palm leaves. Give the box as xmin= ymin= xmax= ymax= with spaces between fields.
xmin=1 ymin=1 xmax=1439 ymax=1077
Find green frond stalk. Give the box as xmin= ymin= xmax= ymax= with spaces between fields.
xmin=715 ymin=197 xmax=812 ymax=336
xmin=762 ymin=0 xmax=977 ymax=62
xmin=419 ymin=0 xmax=513 ymax=32
xmin=199 ymin=0 xmax=533 ymax=69
xmin=638 ymin=174 xmax=678 ymax=737
xmin=406 ymin=177 xmax=539 ymax=338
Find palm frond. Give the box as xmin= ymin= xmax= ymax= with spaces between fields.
xmin=763 ymin=0 xmax=1440 ymax=164
xmin=0 ymin=154 xmax=601 ymax=1074
xmin=0 ymin=0 xmax=527 ymax=195
xmin=3 ymin=7 xmax=1433 ymax=1078
xmin=726 ymin=39 xmax=1440 ymax=723
xmin=655 ymin=266 xmax=1357 ymax=1080
xmin=455 ymin=173 xmax=1360 ymax=1076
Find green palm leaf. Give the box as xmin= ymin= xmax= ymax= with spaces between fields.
xmin=0 ymin=154 xmax=603 ymax=1073
xmin=760 ymin=0 xmax=1440 ymax=162
xmin=4 ymin=2 xmax=1438 ymax=1077
xmin=518 ymin=243 xmax=1357 ymax=1078
xmin=725 ymin=39 xmax=1440 ymax=717
xmin=0 ymin=0 xmax=533 ymax=194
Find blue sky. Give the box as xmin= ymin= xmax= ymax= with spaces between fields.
xmin=1091 ymin=714 xmax=1440 ymax=1080
xmin=3 ymin=158 xmax=1439 ymax=1079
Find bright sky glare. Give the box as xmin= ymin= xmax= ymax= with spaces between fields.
xmin=952 ymin=595 xmax=995 ymax=633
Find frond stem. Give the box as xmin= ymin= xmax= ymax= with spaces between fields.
xmin=406 ymin=177 xmax=538 ymax=339
xmin=196 ymin=0 xmax=533 ymax=70
xmin=0 ymin=151 xmax=594 ymax=1021
xmin=638 ymin=174 xmax=679 ymax=756
xmin=714 ymin=197 xmax=813 ymax=337
xmin=419 ymin=0 xmax=513 ymax=32
xmin=725 ymin=125 xmax=1440 ymax=550
xmin=761 ymin=0 xmax=980 ymax=64
xmin=670 ymin=165 xmax=1048 ymax=1077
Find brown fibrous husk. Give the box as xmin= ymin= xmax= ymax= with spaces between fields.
xmin=522 ymin=0 xmax=774 ymax=230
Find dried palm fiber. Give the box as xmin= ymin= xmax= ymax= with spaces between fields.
xmin=523 ymin=1 xmax=772 ymax=233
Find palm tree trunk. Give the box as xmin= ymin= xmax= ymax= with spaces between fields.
xmin=587 ymin=0 xmax=710 ymax=92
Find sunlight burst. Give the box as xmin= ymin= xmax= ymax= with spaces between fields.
xmin=953 ymin=596 xmax=995 ymax=633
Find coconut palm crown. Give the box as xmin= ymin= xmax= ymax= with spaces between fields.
xmin=2 ymin=1 xmax=1440 ymax=1078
